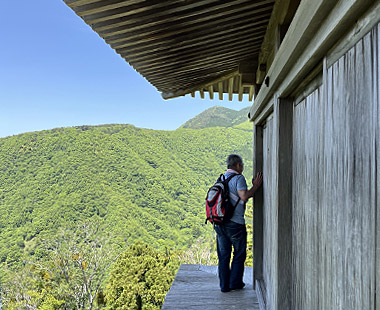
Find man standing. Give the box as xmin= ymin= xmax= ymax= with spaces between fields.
xmin=214 ymin=154 xmax=263 ymax=292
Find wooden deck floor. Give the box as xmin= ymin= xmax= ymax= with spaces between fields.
xmin=162 ymin=264 xmax=260 ymax=310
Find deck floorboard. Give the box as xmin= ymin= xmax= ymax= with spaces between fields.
xmin=162 ymin=264 xmax=260 ymax=310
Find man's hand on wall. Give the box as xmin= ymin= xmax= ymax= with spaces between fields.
xmin=252 ymin=172 xmax=263 ymax=192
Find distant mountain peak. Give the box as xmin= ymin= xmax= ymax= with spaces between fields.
xmin=180 ymin=106 xmax=251 ymax=129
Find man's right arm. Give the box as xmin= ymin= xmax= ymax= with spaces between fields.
xmin=237 ymin=172 xmax=263 ymax=202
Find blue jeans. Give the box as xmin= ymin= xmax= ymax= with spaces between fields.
xmin=214 ymin=221 xmax=247 ymax=291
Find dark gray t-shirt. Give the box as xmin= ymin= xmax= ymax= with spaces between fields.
xmin=224 ymin=171 xmax=247 ymax=225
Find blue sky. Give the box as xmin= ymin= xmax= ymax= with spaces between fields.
xmin=0 ymin=1 xmax=252 ymax=138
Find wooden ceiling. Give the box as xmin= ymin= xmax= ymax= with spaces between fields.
xmin=63 ymin=0 xmax=275 ymax=101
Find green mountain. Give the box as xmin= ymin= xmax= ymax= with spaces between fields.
xmin=180 ymin=106 xmax=251 ymax=129
xmin=0 ymin=122 xmax=253 ymax=266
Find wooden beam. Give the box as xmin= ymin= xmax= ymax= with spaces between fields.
xmin=83 ymin=0 xmax=227 ymax=24
xmin=255 ymin=0 xmax=300 ymax=85
xmin=191 ymin=92 xmax=195 ymax=98
xmin=121 ymin=27 xmax=267 ymax=65
xmin=64 ymin=0 xmax=107 ymax=7
xmin=111 ymin=22 xmax=268 ymax=56
xmin=130 ymin=40 xmax=262 ymax=74
xmin=249 ymin=0 xmax=374 ymax=121
xmin=326 ymin=0 xmax=380 ymax=67
xmin=249 ymin=85 xmax=254 ymax=101
xmin=218 ymin=82 xmax=224 ymax=100
xmin=208 ymin=85 xmax=214 ymax=100
xmin=251 ymin=0 xmax=336 ymax=118
xmin=92 ymin=0 xmax=273 ymax=34
xmin=200 ymin=89 xmax=205 ymax=99
xmin=228 ymin=77 xmax=234 ymax=101
xmin=278 ymin=0 xmax=374 ymax=99
xmin=238 ymin=85 xmax=244 ymax=102
xmin=136 ymin=49 xmax=259 ymax=82
xmin=254 ymin=103 xmax=273 ymax=126
xmin=71 ymin=0 xmax=146 ymax=15
xmin=162 ymin=70 xmax=238 ymax=99
xmin=151 ymin=62 xmax=239 ymax=85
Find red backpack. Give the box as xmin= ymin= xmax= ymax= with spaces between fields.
xmin=205 ymin=173 xmax=241 ymax=224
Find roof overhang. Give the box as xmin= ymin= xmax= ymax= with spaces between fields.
xmin=63 ymin=0 xmax=279 ymax=101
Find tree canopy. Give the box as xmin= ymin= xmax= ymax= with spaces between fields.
xmin=0 ymin=115 xmax=254 ymax=309
xmin=0 ymin=123 xmax=252 ymax=267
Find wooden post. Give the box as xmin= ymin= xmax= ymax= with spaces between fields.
xmin=274 ymin=97 xmax=293 ymax=310
xmin=253 ymin=124 xmax=264 ymax=289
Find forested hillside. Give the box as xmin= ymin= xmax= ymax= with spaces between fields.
xmin=181 ymin=106 xmax=251 ymax=129
xmin=0 ymin=122 xmax=253 ymax=267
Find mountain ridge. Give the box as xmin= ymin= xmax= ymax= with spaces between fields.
xmin=180 ymin=106 xmax=251 ymax=129
xmin=0 ymin=122 xmax=253 ymax=266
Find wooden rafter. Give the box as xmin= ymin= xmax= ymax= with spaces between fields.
xmin=63 ymin=0 xmax=275 ymax=101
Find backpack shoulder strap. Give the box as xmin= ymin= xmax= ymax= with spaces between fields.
xmin=224 ymin=173 xmax=239 ymax=183
xmin=225 ymin=173 xmax=241 ymax=207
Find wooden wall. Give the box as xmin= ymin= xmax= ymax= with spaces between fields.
xmin=260 ymin=96 xmax=293 ymax=310
xmin=293 ymin=24 xmax=379 ymax=309
xmin=263 ymin=116 xmax=277 ymax=310
xmin=293 ymin=87 xmax=323 ymax=310
xmin=256 ymin=23 xmax=379 ymax=310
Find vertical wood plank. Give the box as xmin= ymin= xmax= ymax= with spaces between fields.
xmin=293 ymin=87 xmax=323 ymax=310
xmin=320 ymin=57 xmax=328 ymax=310
xmin=253 ymin=124 xmax=264 ymax=289
xmin=261 ymin=96 xmax=293 ymax=310
xmin=263 ymin=114 xmax=276 ymax=310
xmin=275 ymin=98 xmax=293 ymax=310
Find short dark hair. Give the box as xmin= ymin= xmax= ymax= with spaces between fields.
xmin=227 ymin=154 xmax=243 ymax=169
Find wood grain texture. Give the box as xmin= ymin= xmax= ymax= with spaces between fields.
xmin=292 ymin=23 xmax=379 ymax=310
xmin=293 ymin=87 xmax=323 ymax=310
xmin=254 ymin=125 xmax=264 ymax=287
xmin=256 ymin=20 xmax=380 ymax=310
xmin=260 ymin=98 xmax=294 ymax=310
xmin=275 ymin=98 xmax=293 ymax=310
xmin=263 ymin=113 xmax=277 ymax=310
